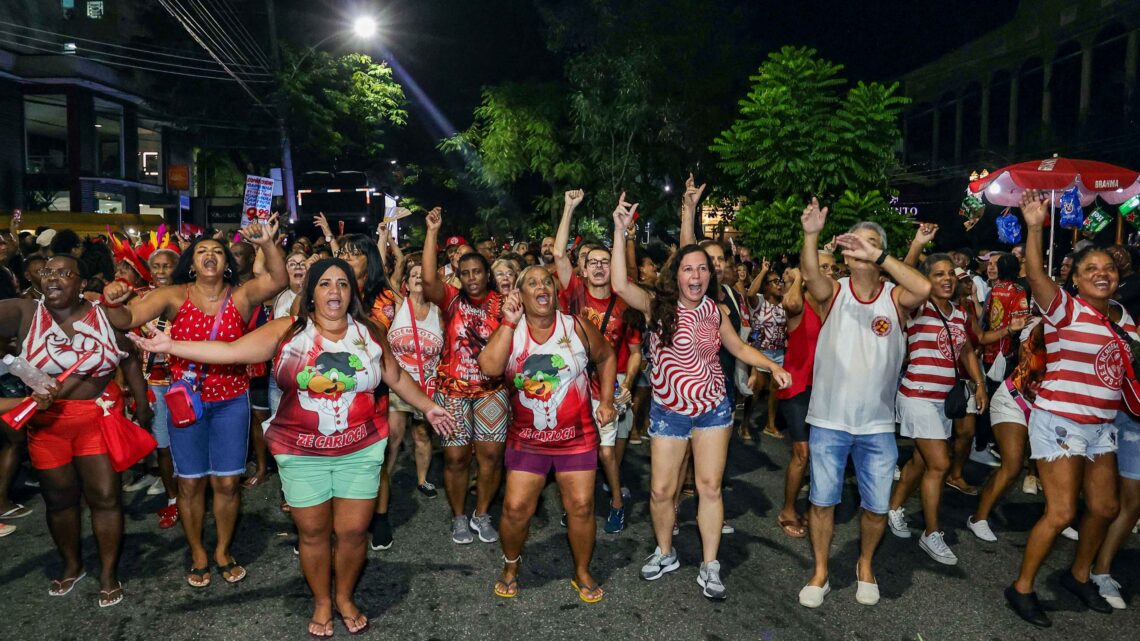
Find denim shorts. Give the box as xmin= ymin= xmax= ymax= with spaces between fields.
xmin=761 ymin=348 xmax=785 ymax=367
xmin=1028 ymin=408 xmax=1117 ymax=462
xmin=1113 ymin=412 xmax=1140 ymax=480
xmin=276 ymin=439 xmax=386 ymax=508
xmin=168 ymin=393 xmax=251 ymax=478
xmin=648 ymin=395 xmax=733 ymax=440
xmin=808 ymin=426 xmax=898 ymax=514
xmin=149 ymin=384 xmax=170 ymax=449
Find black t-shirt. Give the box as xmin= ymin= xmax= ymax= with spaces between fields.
xmin=1116 ymin=272 xmax=1140 ymax=320
xmin=718 ymin=284 xmax=742 ymax=398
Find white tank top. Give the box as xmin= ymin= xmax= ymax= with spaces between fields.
xmin=805 ymin=278 xmax=905 ymax=435
xmin=387 ymin=296 xmax=444 ymax=387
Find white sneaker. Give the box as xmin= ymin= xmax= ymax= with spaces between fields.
xmin=887 ymin=508 xmax=911 ymax=539
xmin=798 ymin=581 xmax=830 ymax=608
xmin=721 ymin=521 xmax=735 ymax=534
xmin=146 ymin=476 xmax=167 ymax=496
xmin=1021 ymin=474 xmax=1040 ymax=495
xmin=123 ymin=473 xmax=156 ymax=492
xmin=1061 ymin=526 xmax=1079 ymax=541
xmin=919 ymin=530 xmax=959 ymax=565
xmin=969 ymin=447 xmax=1001 ymax=468
xmin=1090 ymin=573 xmax=1126 ymax=610
xmin=966 ymin=516 xmax=997 ymax=542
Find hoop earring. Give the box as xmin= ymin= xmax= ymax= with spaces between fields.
xmin=223 ymin=268 xmax=233 ymax=280
xmin=307 ymin=300 xmax=315 ymax=310
xmin=188 ymin=268 xmax=197 ymax=280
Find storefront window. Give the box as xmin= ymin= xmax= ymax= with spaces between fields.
xmin=138 ymin=125 xmax=162 ymax=183
xmin=94 ymin=190 xmax=125 ymax=214
xmin=24 ymin=95 xmax=68 ymax=174
xmin=94 ymin=98 xmax=123 ymax=178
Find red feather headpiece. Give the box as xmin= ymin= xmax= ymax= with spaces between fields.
xmin=108 ymin=226 xmax=153 ymax=284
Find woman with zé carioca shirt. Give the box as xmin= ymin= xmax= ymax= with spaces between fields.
xmin=1004 ymin=190 xmax=1137 ymax=628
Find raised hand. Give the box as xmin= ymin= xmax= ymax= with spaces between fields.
xmin=241 ymin=213 xmax=278 ymax=247
xmin=912 ymin=223 xmax=939 ymax=246
xmin=502 ymin=289 xmax=523 ymax=325
xmin=801 ymin=197 xmax=828 ymax=235
xmin=612 ymin=192 xmax=638 ymax=231
xmin=425 ymin=207 xmax=442 ymax=233
xmin=314 ymin=212 xmax=333 ymax=239
xmin=564 ymin=189 xmax=585 ymax=209
xmin=1020 ymin=190 xmax=1049 ymax=228
xmin=822 ymin=235 xmax=838 ymax=253
xmin=836 ymin=233 xmax=882 ymax=263
xmin=425 ymin=405 xmax=456 ymax=439
xmin=682 ymin=173 xmax=707 ymax=212
xmin=102 ymin=279 xmax=134 ymax=306
xmin=761 ymin=256 xmax=771 ymax=273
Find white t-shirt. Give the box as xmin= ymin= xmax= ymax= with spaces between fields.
xmin=272 ymin=289 xmax=298 ymax=320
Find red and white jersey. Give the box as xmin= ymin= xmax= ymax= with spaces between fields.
xmin=806 ymin=278 xmax=905 ymax=435
xmin=647 ymin=296 xmax=726 ymax=416
xmin=387 ymin=297 xmax=443 ymax=392
xmin=900 ymin=301 xmax=970 ymax=401
xmin=505 ymin=312 xmax=596 ymax=455
xmin=21 ymin=301 xmax=125 ymax=378
xmin=1034 ymin=290 xmax=1138 ymax=425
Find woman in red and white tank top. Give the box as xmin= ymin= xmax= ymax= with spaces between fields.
xmin=132 ymin=258 xmax=455 ymax=637
xmin=609 ymin=193 xmax=791 ymax=600
xmin=886 ymin=253 xmax=987 ymax=566
xmin=102 ymin=219 xmax=287 ymax=589
xmin=478 ymin=266 xmax=616 ymax=603
xmin=1005 ymin=191 xmax=1138 ymax=627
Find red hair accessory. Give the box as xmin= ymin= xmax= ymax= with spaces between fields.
xmin=108 ymin=227 xmax=153 ymax=284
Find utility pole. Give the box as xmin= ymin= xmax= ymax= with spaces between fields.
xmin=265 ymin=0 xmax=297 ymax=221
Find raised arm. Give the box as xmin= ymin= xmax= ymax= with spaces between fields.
xmin=420 ymin=207 xmax=446 ymax=305
xmin=610 ymin=193 xmax=651 ymax=314
xmin=746 ymin=257 xmax=771 ymax=299
xmin=477 ymin=290 xmax=522 ymax=377
xmin=553 ymin=189 xmax=584 ymax=288
xmin=905 ymin=223 xmax=938 ymax=268
xmin=233 ymin=215 xmax=288 ymax=313
xmin=781 ymin=268 xmax=805 ymax=316
xmin=1019 ymin=190 xmax=1059 ymax=311
xmin=800 ymin=197 xmax=839 ymax=308
xmin=836 ymin=232 xmax=932 ymax=313
xmin=679 ymin=173 xmax=706 ymax=247
xmin=101 ymin=282 xmax=178 ymax=330
xmin=129 ymin=316 xmax=293 ymax=365
xmin=314 ymin=213 xmax=339 ymax=255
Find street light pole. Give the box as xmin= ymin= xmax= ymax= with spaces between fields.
xmin=265 ymin=0 xmax=298 ymax=221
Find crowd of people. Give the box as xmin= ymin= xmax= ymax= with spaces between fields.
xmin=0 ymin=176 xmax=1137 ymax=634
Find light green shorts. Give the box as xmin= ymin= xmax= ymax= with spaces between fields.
xmin=276 ymin=439 xmax=387 ymax=508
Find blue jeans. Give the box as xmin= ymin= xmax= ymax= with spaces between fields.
xmin=808 ymin=426 xmax=897 ymax=514
xmin=168 ymin=393 xmax=251 ymax=478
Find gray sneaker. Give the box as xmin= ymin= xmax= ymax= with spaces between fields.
xmin=450 ymin=515 xmax=473 ymax=544
xmin=698 ymin=560 xmax=727 ymax=600
xmin=640 ymin=546 xmax=680 ymax=581
xmin=469 ymin=512 xmax=498 ymax=543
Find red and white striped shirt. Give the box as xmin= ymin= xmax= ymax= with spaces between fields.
xmin=900 ymin=301 xmax=970 ymax=401
xmin=648 ymin=296 xmax=726 ymax=416
xmin=1035 ymin=289 xmax=1138 ymax=425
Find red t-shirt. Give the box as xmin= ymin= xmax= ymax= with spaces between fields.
xmin=983 ymin=281 xmax=1029 ymax=365
xmin=436 ymin=283 xmax=504 ymax=398
xmin=559 ymin=274 xmax=641 ymax=383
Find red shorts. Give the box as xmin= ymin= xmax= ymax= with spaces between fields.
xmin=27 ymin=383 xmax=122 ymax=470
xmin=504 ymin=447 xmax=596 ymax=476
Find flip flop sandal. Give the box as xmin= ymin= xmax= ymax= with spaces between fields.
xmin=98 ymin=582 xmax=124 ymax=608
xmin=0 ymin=503 xmax=32 ymax=519
xmin=494 ymin=578 xmax=519 ymax=598
xmin=218 ymin=560 xmax=247 ymax=584
xmin=241 ymin=475 xmax=265 ymax=490
xmin=570 ymin=579 xmax=604 ymax=604
xmin=307 ymin=619 xmax=334 ymax=639
xmin=777 ymin=517 xmax=807 ymax=538
xmin=945 ymin=479 xmax=979 ymax=496
xmin=186 ymin=566 xmax=211 ymax=588
xmin=336 ymin=610 xmax=370 ymax=635
xmin=48 ymin=571 xmax=87 ymax=596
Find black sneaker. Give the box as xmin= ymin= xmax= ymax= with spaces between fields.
xmin=1004 ymin=585 xmax=1051 ymax=627
xmin=1060 ymin=572 xmax=1113 ymax=613
xmin=370 ymin=514 xmax=393 ymax=550
xmin=417 ymin=482 xmax=438 ymax=499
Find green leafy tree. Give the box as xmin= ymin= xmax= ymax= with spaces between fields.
xmin=711 ymin=46 xmax=912 ymax=255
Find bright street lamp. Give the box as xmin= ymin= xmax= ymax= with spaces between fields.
xmin=353 ymin=16 xmax=378 ymax=39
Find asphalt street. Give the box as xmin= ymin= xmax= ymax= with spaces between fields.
xmin=1 ymin=431 xmax=1138 ymax=641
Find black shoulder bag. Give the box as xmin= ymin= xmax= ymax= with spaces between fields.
xmin=937 ymin=305 xmax=970 ymax=419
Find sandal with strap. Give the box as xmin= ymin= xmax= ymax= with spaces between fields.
xmin=494 ymin=553 xmax=521 ymax=598
xmin=777 ymin=517 xmax=807 ymax=538
xmin=99 ymin=582 xmax=124 ymax=608
xmin=570 ymin=578 xmax=605 ymax=603
xmin=335 ymin=610 xmax=369 ymax=636
xmin=187 ymin=566 xmax=211 ymax=588
xmin=217 ymin=559 xmax=247 ymax=584
xmin=308 ymin=619 xmax=334 ymax=639
xmin=48 ymin=571 xmax=87 ymax=596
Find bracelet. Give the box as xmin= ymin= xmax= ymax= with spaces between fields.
xmin=874 ymin=250 xmax=889 ymax=266
xmin=502 ymin=319 xmax=518 ymax=330
xmin=100 ymin=295 xmax=123 ymax=309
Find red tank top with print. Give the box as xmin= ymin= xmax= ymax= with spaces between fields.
xmin=168 ymin=289 xmax=249 ymax=401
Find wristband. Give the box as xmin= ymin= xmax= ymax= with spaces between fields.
xmin=874 ymin=250 xmax=888 ymax=266
xmin=100 ymin=294 xmax=123 ymax=309
xmin=503 ymin=319 xmax=518 ymax=330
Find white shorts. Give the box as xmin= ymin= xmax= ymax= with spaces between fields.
xmin=989 ymin=382 xmax=1029 ymax=428
xmin=896 ymin=392 xmax=951 ymax=440
xmin=594 ymin=374 xmax=632 ymax=447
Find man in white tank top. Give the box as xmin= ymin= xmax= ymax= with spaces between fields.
xmin=795 ymin=198 xmax=932 ymax=609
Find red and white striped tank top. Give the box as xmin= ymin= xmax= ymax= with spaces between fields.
xmin=648 ymin=296 xmax=726 ymax=416
xmin=1035 ymin=289 xmax=1138 ymax=425
xmin=900 ymin=301 xmax=969 ymax=401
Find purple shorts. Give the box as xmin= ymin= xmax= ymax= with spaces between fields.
xmin=504 ymin=447 xmax=597 ymax=476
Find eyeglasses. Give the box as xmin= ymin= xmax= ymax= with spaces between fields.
xmin=765 ymin=278 xmax=784 ymax=286
xmin=286 ymin=261 xmax=307 ymax=269
xmin=335 ymin=249 xmax=363 ymax=258
xmin=37 ymin=268 xmax=75 ymax=279
xmin=586 ymin=259 xmax=611 ymax=268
